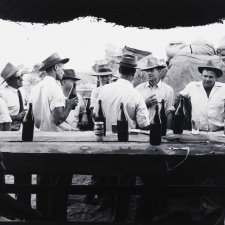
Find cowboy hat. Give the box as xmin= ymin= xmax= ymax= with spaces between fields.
xmin=1 ymin=63 xmax=20 ymax=83
xmin=92 ymin=64 xmax=113 ymax=76
xmin=198 ymin=60 xmax=223 ymax=77
xmin=63 ymin=69 xmax=80 ymax=81
xmin=119 ymin=54 xmax=138 ymax=69
xmin=141 ymin=57 xmax=166 ymax=71
xmin=39 ymin=52 xmax=69 ymax=71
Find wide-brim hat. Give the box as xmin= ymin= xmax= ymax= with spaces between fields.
xmin=119 ymin=54 xmax=138 ymax=69
xmin=1 ymin=62 xmax=19 ymax=84
xmin=198 ymin=60 xmax=223 ymax=77
xmin=141 ymin=57 xmax=166 ymax=71
xmin=91 ymin=64 xmax=113 ymax=76
xmin=63 ymin=69 xmax=80 ymax=81
xmin=39 ymin=52 xmax=69 ymax=71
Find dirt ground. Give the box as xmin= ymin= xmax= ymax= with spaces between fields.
xmin=0 ymin=175 xmax=139 ymax=222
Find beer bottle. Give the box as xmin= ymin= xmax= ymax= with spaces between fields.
xmin=173 ymin=97 xmax=185 ymax=134
xmin=160 ymin=99 xmax=167 ymax=136
xmin=150 ymin=104 xmax=161 ymax=145
xmin=22 ymin=103 xmax=34 ymax=141
xmin=95 ymin=100 xmax=106 ymax=136
xmin=86 ymin=98 xmax=94 ymax=130
xmin=79 ymin=111 xmax=89 ymax=131
xmin=68 ymin=83 xmax=77 ymax=110
xmin=117 ymin=103 xmax=129 ymax=141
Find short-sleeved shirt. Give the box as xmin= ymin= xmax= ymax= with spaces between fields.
xmin=136 ymin=80 xmax=175 ymax=122
xmin=90 ymin=86 xmax=103 ymax=109
xmin=180 ymin=81 xmax=225 ymax=131
xmin=58 ymin=93 xmax=86 ymax=131
xmin=30 ymin=76 xmax=65 ymax=131
xmin=0 ymin=86 xmax=27 ymax=130
xmin=94 ymin=78 xmax=150 ymax=131
xmin=0 ymin=97 xmax=12 ymax=123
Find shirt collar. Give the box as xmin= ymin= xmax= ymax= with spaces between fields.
xmin=44 ymin=75 xmax=57 ymax=83
xmin=116 ymin=78 xmax=133 ymax=87
xmin=196 ymin=81 xmax=222 ymax=88
xmin=6 ymin=85 xmax=18 ymax=93
xmin=148 ymin=79 xmax=162 ymax=88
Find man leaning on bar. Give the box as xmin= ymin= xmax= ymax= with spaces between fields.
xmin=178 ymin=60 xmax=225 ymax=132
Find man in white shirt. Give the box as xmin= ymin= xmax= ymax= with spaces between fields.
xmin=60 ymin=69 xmax=86 ymax=130
xmin=95 ymin=55 xmax=150 ymax=131
xmin=179 ymin=60 xmax=225 ymax=131
xmin=31 ymin=53 xmax=78 ymax=131
xmin=0 ymin=63 xmax=31 ymax=208
xmin=90 ymin=64 xmax=113 ymax=111
xmin=0 ymin=63 xmax=27 ymax=131
xmin=30 ymin=53 xmax=78 ymax=220
xmin=136 ymin=57 xmax=174 ymax=125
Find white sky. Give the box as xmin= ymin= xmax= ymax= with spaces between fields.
xmin=0 ymin=17 xmax=224 ymax=72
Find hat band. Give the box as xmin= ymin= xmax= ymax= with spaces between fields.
xmin=120 ymin=62 xmax=137 ymax=68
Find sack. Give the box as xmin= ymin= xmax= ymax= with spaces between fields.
xmin=166 ymin=41 xmax=190 ymax=59
xmin=217 ymin=35 xmax=225 ymax=55
xmin=163 ymin=53 xmax=225 ymax=96
xmin=190 ymin=39 xmax=216 ymax=55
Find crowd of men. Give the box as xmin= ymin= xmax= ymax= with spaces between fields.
xmin=0 ymin=49 xmax=225 ymax=222
xmin=0 ymin=51 xmax=224 ymax=133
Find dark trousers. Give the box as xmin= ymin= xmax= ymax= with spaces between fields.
xmin=36 ymin=173 xmax=73 ymax=221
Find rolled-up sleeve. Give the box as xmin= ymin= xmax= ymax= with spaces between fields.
xmin=49 ymin=85 xmax=65 ymax=111
xmin=136 ymin=92 xmax=150 ymax=128
xmin=179 ymin=83 xmax=191 ymax=98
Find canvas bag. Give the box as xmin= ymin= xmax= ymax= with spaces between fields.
xmin=163 ymin=53 xmax=225 ymax=97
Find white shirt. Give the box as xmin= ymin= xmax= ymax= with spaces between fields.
xmin=59 ymin=93 xmax=85 ymax=131
xmin=30 ymin=76 xmax=65 ymax=131
xmin=90 ymin=86 xmax=103 ymax=109
xmin=0 ymin=85 xmax=27 ymax=130
xmin=94 ymin=78 xmax=150 ymax=131
xmin=136 ymin=80 xmax=175 ymax=122
xmin=180 ymin=81 xmax=225 ymax=131
xmin=0 ymin=97 xmax=12 ymax=123
xmin=0 ymin=85 xmax=27 ymax=116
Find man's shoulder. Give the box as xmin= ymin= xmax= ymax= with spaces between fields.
xmin=136 ymin=81 xmax=147 ymax=90
xmin=161 ymin=81 xmax=174 ymax=91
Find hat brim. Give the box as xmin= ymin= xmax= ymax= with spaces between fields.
xmin=119 ymin=62 xmax=138 ymax=69
xmin=198 ymin=66 xmax=223 ymax=78
xmin=1 ymin=68 xmax=19 ymax=84
xmin=39 ymin=58 xmax=69 ymax=71
xmin=91 ymin=72 xmax=113 ymax=76
xmin=141 ymin=65 xmax=166 ymax=71
xmin=63 ymin=77 xmax=80 ymax=81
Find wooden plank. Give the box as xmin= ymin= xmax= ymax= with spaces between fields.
xmin=0 ymin=130 xmax=224 ymax=143
xmin=4 ymin=184 xmax=225 ymax=196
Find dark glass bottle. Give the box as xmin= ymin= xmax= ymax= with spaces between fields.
xmin=68 ymin=83 xmax=77 ymax=110
xmin=79 ymin=111 xmax=89 ymax=131
xmin=160 ymin=99 xmax=167 ymax=136
xmin=173 ymin=97 xmax=185 ymax=134
xmin=95 ymin=100 xmax=106 ymax=136
xmin=22 ymin=103 xmax=34 ymax=142
xmin=117 ymin=103 xmax=129 ymax=141
xmin=150 ymin=104 xmax=161 ymax=145
xmin=86 ymin=98 xmax=94 ymax=130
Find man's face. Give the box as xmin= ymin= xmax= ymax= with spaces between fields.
xmin=145 ymin=67 xmax=160 ymax=86
xmin=201 ymin=69 xmax=216 ymax=89
xmin=55 ymin=63 xmax=65 ymax=81
xmin=62 ymin=78 xmax=76 ymax=91
xmin=99 ymin=75 xmax=112 ymax=86
xmin=7 ymin=71 xmax=23 ymax=89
